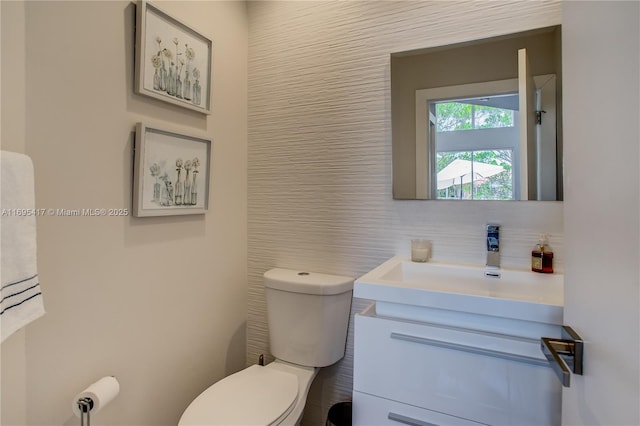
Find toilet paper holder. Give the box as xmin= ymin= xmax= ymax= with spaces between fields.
xmin=73 ymin=376 xmax=119 ymax=426
xmin=76 ymin=397 xmax=94 ymax=426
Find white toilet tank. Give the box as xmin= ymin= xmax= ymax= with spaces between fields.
xmin=264 ymin=268 xmax=354 ymax=367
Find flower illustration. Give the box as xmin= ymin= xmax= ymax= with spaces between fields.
xmin=192 ymin=68 xmax=200 ymax=81
xmin=192 ymin=158 xmax=200 ymax=181
xmin=150 ymin=163 xmax=160 ymax=177
xmin=151 ymin=54 xmax=162 ymax=69
xmin=163 ymin=48 xmax=173 ymax=61
xmin=176 ymin=158 xmax=183 ymax=169
xmin=178 ymin=58 xmax=185 ymax=76
xmin=173 ymin=39 xmax=180 ymax=63
xmin=158 ymin=173 xmax=174 ymax=206
xmin=150 ymin=163 xmax=162 ymax=202
xmin=185 ymin=45 xmax=195 ymax=61
xmin=184 ymin=160 xmax=192 ymax=171
xmin=155 ymin=37 xmax=163 ymax=63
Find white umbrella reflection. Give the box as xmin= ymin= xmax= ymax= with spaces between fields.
xmin=437 ymin=159 xmax=505 ymax=192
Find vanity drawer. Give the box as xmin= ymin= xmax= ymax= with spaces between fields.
xmin=353 ymin=313 xmax=561 ymax=425
xmin=353 ymin=391 xmax=486 ymax=426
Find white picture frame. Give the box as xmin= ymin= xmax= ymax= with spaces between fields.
xmin=133 ymin=123 xmax=211 ymax=217
xmin=134 ymin=0 xmax=212 ymax=114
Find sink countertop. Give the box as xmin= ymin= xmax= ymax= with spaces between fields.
xmin=354 ymin=256 xmax=564 ymax=325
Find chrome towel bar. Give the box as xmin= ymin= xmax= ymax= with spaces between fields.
xmin=541 ymin=325 xmax=584 ymax=387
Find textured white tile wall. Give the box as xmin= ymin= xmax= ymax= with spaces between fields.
xmin=248 ymin=2 xmax=562 ymax=424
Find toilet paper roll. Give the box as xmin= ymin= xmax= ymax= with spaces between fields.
xmin=72 ymin=376 xmax=120 ymax=418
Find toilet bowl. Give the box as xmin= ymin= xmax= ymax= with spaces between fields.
xmin=178 ymin=268 xmax=354 ymax=426
xmin=178 ymin=360 xmax=317 ymax=425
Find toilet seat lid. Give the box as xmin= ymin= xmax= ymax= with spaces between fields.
xmin=178 ymin=365 xmax=299 ymax=426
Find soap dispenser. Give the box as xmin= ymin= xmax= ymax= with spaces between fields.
xmin=531 ymin=233 xmax=554 ymax=273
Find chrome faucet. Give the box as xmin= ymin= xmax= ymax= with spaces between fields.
xmin=486 ymin=224 xmax=500 ymax=269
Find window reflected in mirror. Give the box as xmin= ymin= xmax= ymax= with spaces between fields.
xmin=391 ymin=25 xmax=562 ymax=201
xmin=434 ymin=98 xmax=516 ymax=200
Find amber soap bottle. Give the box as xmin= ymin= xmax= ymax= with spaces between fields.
xmin=532 ymin=234 xmax=554 ymax=273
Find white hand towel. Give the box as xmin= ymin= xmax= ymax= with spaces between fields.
xmin=1 ymin=151 xmax=45 ymax=343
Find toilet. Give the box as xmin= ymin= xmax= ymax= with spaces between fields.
xmin=178 ymin=268 xmax=354 ymax=426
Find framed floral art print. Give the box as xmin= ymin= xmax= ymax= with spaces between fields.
xmin=133 ymin=123 xmax=211 ymax=217
xmin=135 ymin=0 xmax=212 ymax=114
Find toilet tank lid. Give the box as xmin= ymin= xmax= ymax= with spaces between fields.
xmin=264 ymin=268 xmax=354 ymax=295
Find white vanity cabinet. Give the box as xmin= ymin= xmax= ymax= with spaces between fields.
xmin=352 ymin=308 xmax=562 ymax=426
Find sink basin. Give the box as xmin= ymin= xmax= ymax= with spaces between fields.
xmin=354 ymin=256 xmax=564 ymax=324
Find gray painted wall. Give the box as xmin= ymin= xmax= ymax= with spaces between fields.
xmin=1 ymin=1 xmax=248 ymax=424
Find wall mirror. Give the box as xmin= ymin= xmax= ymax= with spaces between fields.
xmin=391 ymin=26 xmax=562 ymax=201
